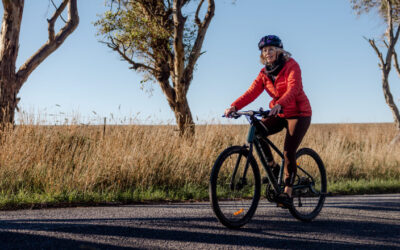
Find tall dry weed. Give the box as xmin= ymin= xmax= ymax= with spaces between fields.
xmin=0 ymin=121 xmax=399 ymax=196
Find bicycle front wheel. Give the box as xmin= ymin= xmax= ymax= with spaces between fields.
xmin=209 ymin=146 xmax=261 ymax=229
xmin=289 ymin=148 xmax=327 ymax=222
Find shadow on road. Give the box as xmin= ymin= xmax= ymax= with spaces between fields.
xmin=323 ymin=199 xmax=400 ymax=213
xmin=0 ymin=196 xmax=399 ymax=249
xmin=0 ymin=231 xmax=132 ymax=249
xmin=1 ymin=215 xmax=399 ymax=249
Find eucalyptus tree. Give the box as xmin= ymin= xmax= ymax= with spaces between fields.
xmin=351 ymin=0 xmax=400 ymax=143
xmin=0 ymin=0 xmax=79 ymax=125
xmin=95 ymin=0 xmax=215 ymax=136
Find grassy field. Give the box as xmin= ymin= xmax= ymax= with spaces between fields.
xmin=0 ymin=121 xmax=399 ymax=209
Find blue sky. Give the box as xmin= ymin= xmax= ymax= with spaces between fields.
xmin=2 ymin=0 xmax=400 ymax=124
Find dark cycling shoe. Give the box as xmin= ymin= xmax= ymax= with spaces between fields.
xmin=276 ymin=193 xmax=293 ymax=209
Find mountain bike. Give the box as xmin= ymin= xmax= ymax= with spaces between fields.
xmin=209 ymin=108 xmax=327 ymax=229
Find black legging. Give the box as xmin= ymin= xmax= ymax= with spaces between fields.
xmin=260 ymin=116 xmax=311 ymax=187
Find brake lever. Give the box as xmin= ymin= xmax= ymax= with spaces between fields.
xmin=232 ymin=113 xmax=241 ymax=119
xmin=261 ymin=110 xmax=283 ymax=118
xmin=222 ymin=113 xmax=241 ymax=119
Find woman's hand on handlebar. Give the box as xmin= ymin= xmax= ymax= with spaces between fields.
xmin=269 ymin=104 xmax=281 ymax=116
xmin=224 ymin=106 xmax=237 ymax=118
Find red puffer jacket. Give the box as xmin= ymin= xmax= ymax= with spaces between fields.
xmin=231 ymin=58 xmax=312 ymax=118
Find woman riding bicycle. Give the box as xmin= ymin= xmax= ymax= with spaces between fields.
xmin=224 ymin=35 xmax=312 ymax=207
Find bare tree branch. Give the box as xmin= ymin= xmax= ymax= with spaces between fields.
xmin=384 ymin=0 xmax=400 ymax=72
xmin=383 ymin=39 xmax=389 ymax=48
xmin=166 ymin=0 xmax=172 ymax=9
xmin=47 ymin=0 xmax=68 ymax=41
xmin=393 ymin=47 xmax=400 ymax=78
xmin=16 ymin=0 xmax=79 ymax=88
xmin=106 ymin=36 xmax=158 ymax=73
xmin=182 ymin=0 xmax=214 ymax=94
xmin=366 ymin=37 xmax=385 ymax=69
xmin=200 ymin=0 xmax=215 ymax=28
xmin=383 ymin=37 xmax=400 ymax=78
xmin=157 ymin=79 xmax=176 ymax=109
xmin=172 ymin=0 xmax=186 ymax=99
xmin=387 ymin=0 xmax=394 ymax=41
xmin=50 ymin=0 xmax=67 ymax=23
xmin=393 ymin=23 xmax=400 ymax=47
xmin=194 ymin=0 xmax=205 ymax=27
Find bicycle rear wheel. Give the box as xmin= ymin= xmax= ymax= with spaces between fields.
xmin=289 ymin=148 xmax=327 ymax=222
xmin=209 ymin=146 xmax=261 ymax=229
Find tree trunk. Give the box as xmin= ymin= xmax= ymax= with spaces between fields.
xmin=381 ymin=72 xmax=400 ymax=143
xmin=0 ymin=0 xmax=78 ymax=126
xmin=173 ymin=95 xmax=194 ymax=136
xmin=160 ymin=81 xmax=195 ymax=136
xmin=157 ymin=77 xmax=195 ymax=137
xmin=100 ymin=0 xmax=215 ymax=137
xmin=0 ymin=0 xmax=24 ymax=125
xmin=382 ymin=80 xmax=400 ymax=129
xmin=0 ymin=79 xmax=19 ymax=124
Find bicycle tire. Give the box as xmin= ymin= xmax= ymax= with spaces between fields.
xmin=209 ymin=146 xmax=261 ymax=229
xmin=289 ymin=148 xmax=327 ymax=222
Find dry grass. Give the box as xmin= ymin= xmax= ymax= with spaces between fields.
xmin=0 ymin=121 xmax=399 ymax=203
xmin=306 ymin=123 xmax=400 ymax=181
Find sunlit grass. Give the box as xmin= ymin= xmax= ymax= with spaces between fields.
xmin=0 ymin=112 xmax=399 ymax=209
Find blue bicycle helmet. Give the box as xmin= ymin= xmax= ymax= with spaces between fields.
xmin=258 ymin=35 xmax=283 ymax=50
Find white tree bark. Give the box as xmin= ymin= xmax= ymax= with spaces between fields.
xmin=0 ymin=0 xmax=79 ymax=124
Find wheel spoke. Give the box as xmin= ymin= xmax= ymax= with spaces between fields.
xmin=210 ymin=146 xmax=260 ymax=228
xmin=289 ymin=148 xmax=327 ymax=222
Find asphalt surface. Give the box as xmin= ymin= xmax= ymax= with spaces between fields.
xmin=0 ymin=194 xmax=399 ymax=249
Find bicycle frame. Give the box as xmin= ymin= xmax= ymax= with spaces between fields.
xmin=234 ymin=113 xmax=318 ymax=196
xmin=211 ymin=110 xmax=327 ymax=228
xmin=246 ymin=116 xmax=283 ymax=195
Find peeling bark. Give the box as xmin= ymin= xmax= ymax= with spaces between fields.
xmin=170 ymin=0 xmax=214 ymax=135
xmin=0 ymin=0 xmax=23 ymax=124
xmin=173 ymin=96 xmax=194 ymax=136
xmin=0 ymin=0 xmax=79 ymax=125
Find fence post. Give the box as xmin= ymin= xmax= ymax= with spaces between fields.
xmin=103 ymin=117 xmax=106 ymax=138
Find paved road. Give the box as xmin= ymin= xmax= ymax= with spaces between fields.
xmin=0 ymin=194 xmax=399 ymax=249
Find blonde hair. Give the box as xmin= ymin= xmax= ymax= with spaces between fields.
xmin=260 ymin=47 xmax=292 ymax=65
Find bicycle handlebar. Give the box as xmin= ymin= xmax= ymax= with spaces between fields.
xmin=231 ymin=110 xmax=269 ymax=119
xmin=223 ymin=108 xmax=282 ymax=119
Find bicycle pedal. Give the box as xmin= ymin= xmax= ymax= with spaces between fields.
xmin=262 ymin=177 xmax=269 ymax=184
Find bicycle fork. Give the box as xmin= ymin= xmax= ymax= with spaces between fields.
xmin=230 ymin=124 xmax=259 ymax=191
xmin=230 ymin=143 xmax=253 ymax=191
xmin=230 ymin=125 xmax=257 ymax=191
